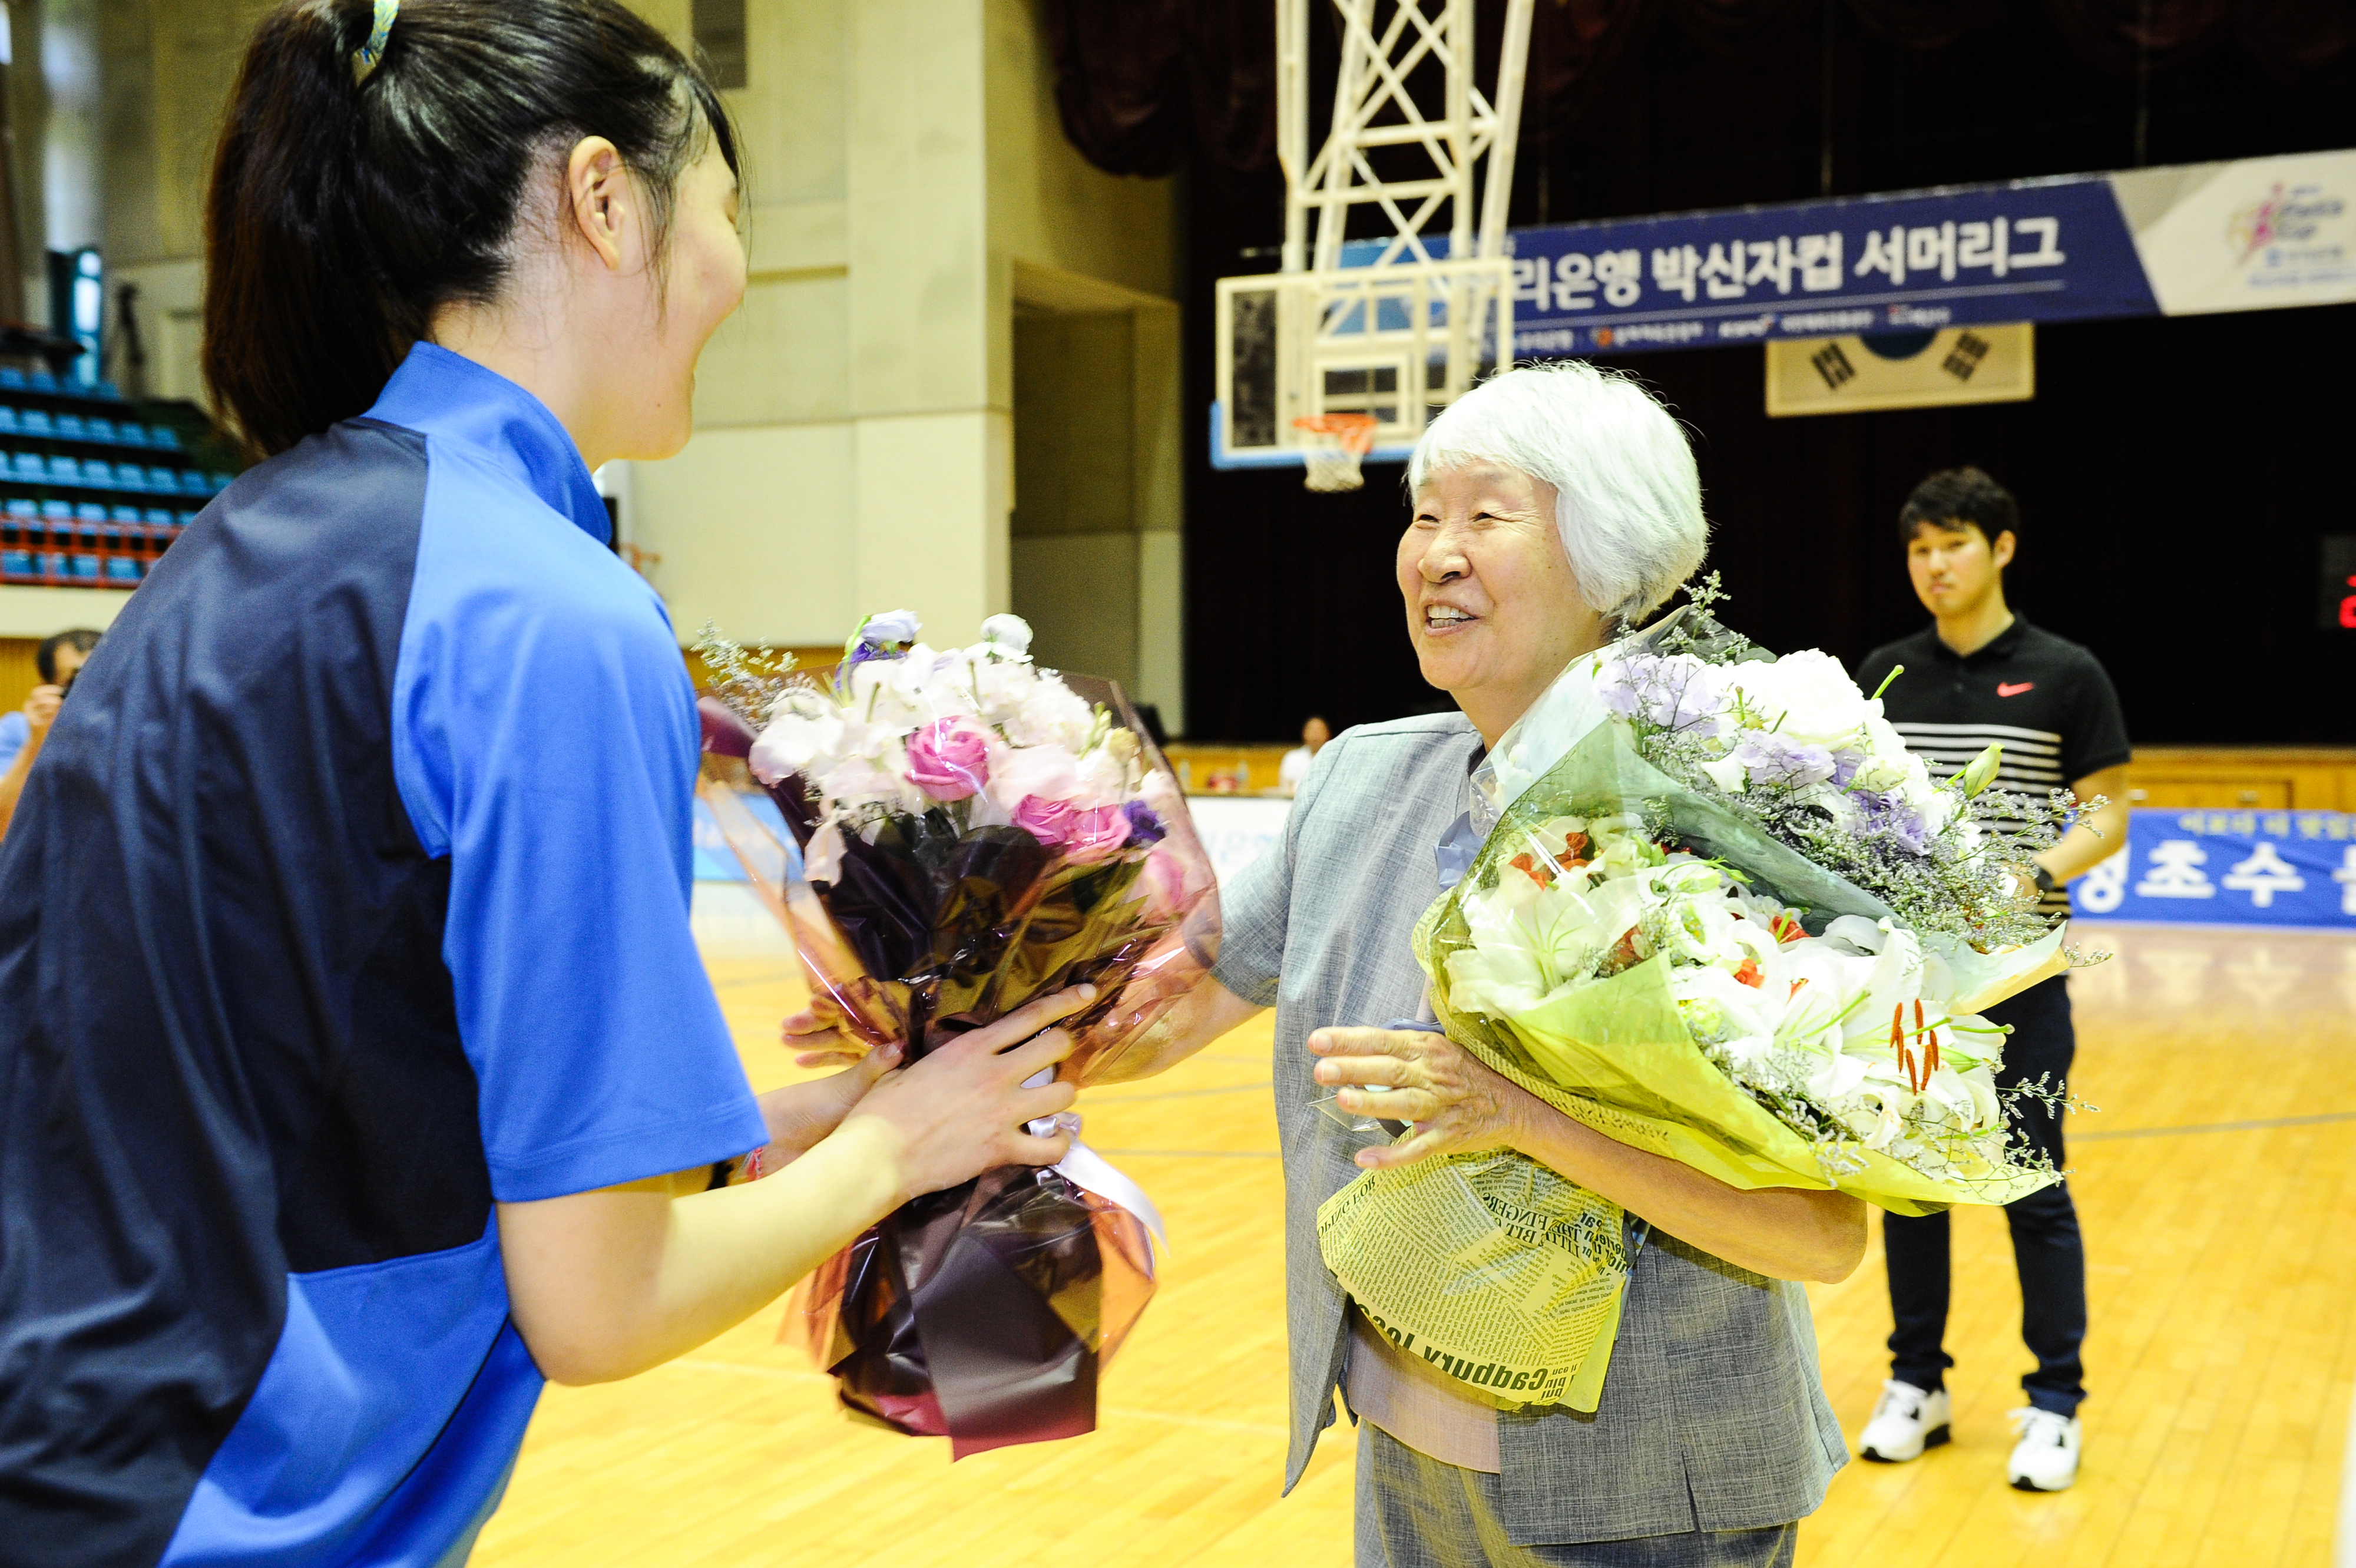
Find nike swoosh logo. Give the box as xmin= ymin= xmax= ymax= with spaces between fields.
xmin=1997 ymin=682 xmax=2035 ymax=697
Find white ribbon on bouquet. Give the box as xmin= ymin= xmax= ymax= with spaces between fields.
xmin=1023 ymin=1070 xmax=1168 ymax=1253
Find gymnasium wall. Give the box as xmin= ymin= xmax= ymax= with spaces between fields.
xmin=630 ymin=0 xmax=1186 ymax=712
xmin=47 ymin=0 xmax=1186 ymax=714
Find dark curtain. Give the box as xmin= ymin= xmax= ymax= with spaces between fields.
xmin=1042 ymin=0 xmax=2356 ymax=745
xmin=1042 ymin=0 xmax=1276 ymax=178
xmin=1044 ymin=0 xmax=2356 ymax=172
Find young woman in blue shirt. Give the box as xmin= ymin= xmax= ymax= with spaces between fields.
xmin=0 ymin=2 xmax=1082 ymax=1563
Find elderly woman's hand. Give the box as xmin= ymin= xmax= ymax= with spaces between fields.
xmin=1309 ymin=1026 xmax=1539 ymax=1171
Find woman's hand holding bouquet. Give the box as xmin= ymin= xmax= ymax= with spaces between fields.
xmin=696 ymin=611 xmax=1218 ymax=1458
xmin=832 ymin=990 xmax=1086 ymax=1202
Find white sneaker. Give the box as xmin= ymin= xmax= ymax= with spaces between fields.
xmin=1858 ymin=1379 xmax=1952 ymax=1462
xmin=2006 ymin=1407 xmax=2083 ymax=1491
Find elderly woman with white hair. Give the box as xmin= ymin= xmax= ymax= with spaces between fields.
xmin=1118 ymin=363 xmax=1862 ymax=1568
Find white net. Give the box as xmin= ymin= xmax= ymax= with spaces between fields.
xmin=1302 ymin=443 xmax=1366 ymax=492
xmin=1296 ymin=415 xmax=1378 ymax=494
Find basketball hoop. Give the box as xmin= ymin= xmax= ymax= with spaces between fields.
xmin=1294 ymin=412 xmax=1379 ymax=493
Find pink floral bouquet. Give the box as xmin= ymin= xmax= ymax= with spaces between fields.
xmin=696 ymin=611 xmax=1219 ymax=1457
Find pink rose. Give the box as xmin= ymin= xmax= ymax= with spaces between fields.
xmin=1012 ymin=797 xmax=1131 ymax=863
xmin=1063 ymin=803 xmax=1134 ymax=864
xmin=1011 ymin=795 xmax=1076 ymax=846
xmin=904 ymin=719 xmax=991 ymax=802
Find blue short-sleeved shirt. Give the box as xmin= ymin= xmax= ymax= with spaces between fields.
xmin=0 ymin=710 xmax=27 ymax=775
xmin=0 ymin=344 xmax=768 ymax=1568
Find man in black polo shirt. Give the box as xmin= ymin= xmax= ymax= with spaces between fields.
xmin=1849 ymin=466 xmax=2130 ymax=1494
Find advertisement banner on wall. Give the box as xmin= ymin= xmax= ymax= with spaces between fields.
xmin=1490 ymin=178 xmax=2153 ymax=357
xmin=2114 ymin=151 xmax=2356 ymax=316
xmin=2073 ymin=808 xmax=2356 ymax=929
xmin=1764 ymin=322 xmax=2034 ymax=416
xmin=1328 ymin=148 xmax=2355 ymax=359
xmin=1215 ymin=148 xmax=2356 ymax=464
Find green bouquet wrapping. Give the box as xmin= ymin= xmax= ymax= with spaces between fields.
xmin=1319 ymin=616 xmax=2084 ymax=1412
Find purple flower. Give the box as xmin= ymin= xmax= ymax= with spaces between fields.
xmin=1597 ymin=653 xmax=1732 ymax=739
xmin=1730 ymin=729 xmax=1837 ymax=789
xmin=1123 ymin=799 xmax=1167 ymax=845
xmin=1852 ymin=789 xmax=1932 ymax=855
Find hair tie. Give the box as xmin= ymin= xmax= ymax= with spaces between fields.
xmin=351 ymin=0 xmax=399 ymax=83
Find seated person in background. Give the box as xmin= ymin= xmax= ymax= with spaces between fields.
xmin=0 ymin=627 xmax=102 ymax=838
xmin=1277 ymin=714 xmax=1331 ymax=793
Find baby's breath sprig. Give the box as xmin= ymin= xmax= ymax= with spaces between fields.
xmin=696 ymin=622 xmax=792 ymax=726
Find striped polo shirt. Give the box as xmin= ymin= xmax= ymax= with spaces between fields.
xmin=1854 ymin=614 xmax=2131 ymax=915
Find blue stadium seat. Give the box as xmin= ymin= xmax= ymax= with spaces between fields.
xmin=21 ymin=409 xmax=53 ymax=435
xmin=56 ymin=414 xmax=87 ymax=438
xmin=11 ymin=452 xmax=44 ymax=479
xmin=148 ymin=425 xmax=181 ymax=449
xmin=0 ymin=408 xmax=19 ymax=434
xmin=147 ymin=465 xmax=180 ymax=491
xmin=46 ymin=456 xmax=78 ymax=484
xmin=178 ymin=471 xmax=210 ymax=496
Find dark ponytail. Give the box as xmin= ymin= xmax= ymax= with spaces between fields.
xmin=203 ymin=0 xmax=737 ymax=459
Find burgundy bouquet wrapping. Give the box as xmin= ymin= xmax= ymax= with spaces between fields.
xmin=697 ymin=614 xmax=1219 ymax=1457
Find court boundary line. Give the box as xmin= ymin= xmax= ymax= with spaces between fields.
xmin=2074 ymin=1109 xmax=2356 ymax=1142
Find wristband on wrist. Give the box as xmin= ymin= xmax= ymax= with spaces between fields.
xmin=2032 ymin=864 xmax=2057 ymax=894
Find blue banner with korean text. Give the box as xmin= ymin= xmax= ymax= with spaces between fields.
xmin=1344 ymin=176 xmax=2157 ymax=357
xmin=1502 ymin=178 xmax=2158 ymax=356
xmin=2073 ymin=808 xmax=2356 ymax=929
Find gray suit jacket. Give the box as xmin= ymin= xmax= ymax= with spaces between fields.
xmin=1211 ymin=713 xmax=1847 ymax=1546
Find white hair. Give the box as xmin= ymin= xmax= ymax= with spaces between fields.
xmin=1405 ymin=360 xmax=1709 ymax=623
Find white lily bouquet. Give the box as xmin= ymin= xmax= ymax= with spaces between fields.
xmin=1319 ymin=587 xmax=2090 ymax=1413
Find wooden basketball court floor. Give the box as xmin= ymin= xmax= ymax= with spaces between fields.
xmin=471 ymin=901 xmax=2356 ymax=1568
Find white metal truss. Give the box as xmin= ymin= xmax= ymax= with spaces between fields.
xmin=1216 ymin=0 xmax=1533 ymax=461
xmin=1278 ymin=0 xmax=1531 ymax=276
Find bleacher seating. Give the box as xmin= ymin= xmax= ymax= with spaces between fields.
xmin=0 ymin=368 xmax=233 ymax=589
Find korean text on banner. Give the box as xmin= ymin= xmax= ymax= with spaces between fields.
xmin=2073 ymin=809 xmax=2356 ymax=928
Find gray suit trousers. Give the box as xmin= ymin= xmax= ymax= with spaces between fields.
xmin=1355 ymin=1425 xmax=1799 ymax=1568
